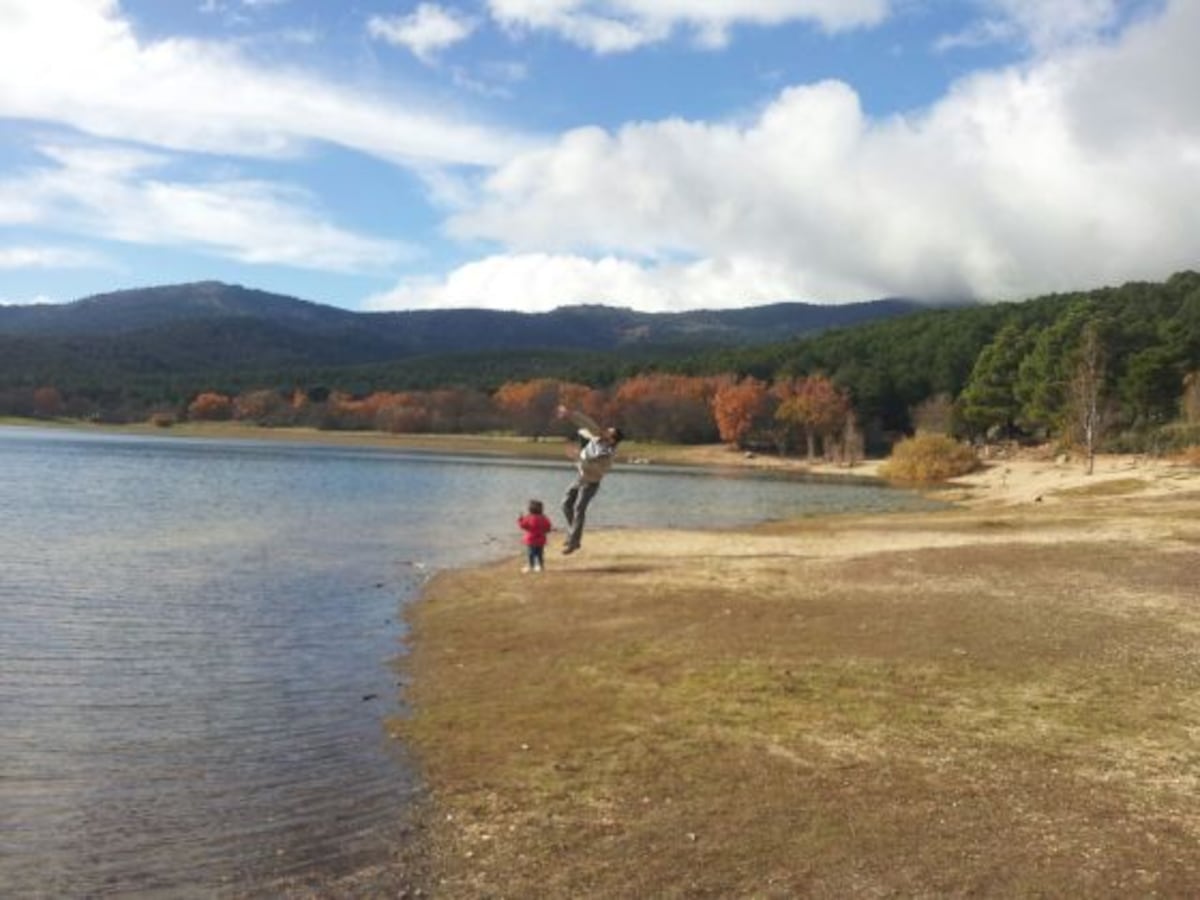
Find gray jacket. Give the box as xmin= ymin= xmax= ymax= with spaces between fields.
xmin=569 ymin=410 xmax=616 ymax=483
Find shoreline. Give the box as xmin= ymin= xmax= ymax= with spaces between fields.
xmin=392 ymin=450 xmax=1200 ymax=897
xmin=1 ymin=416 xmax=887 ymax=480
xmin=8 ymin=418 xmax=1196 ymax=506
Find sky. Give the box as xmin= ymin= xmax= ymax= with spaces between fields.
xmin=0 ymin=0 xmax=1197 ymax=312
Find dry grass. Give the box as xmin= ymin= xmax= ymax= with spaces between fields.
xmin=395 ymin=491 xmax=1200 ymax=898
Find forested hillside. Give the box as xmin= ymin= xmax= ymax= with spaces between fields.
xmin=0 ymin=280 xmax=922 ymax=367
xmin=4 ymin=272 xmax=1198 ymax=456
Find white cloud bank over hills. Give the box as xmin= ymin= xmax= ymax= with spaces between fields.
xmin=372 ymin=0 xmax=1200 ymax=311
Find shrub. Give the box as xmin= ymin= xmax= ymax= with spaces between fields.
xmin=1104 ymin=423 xmax=1200 ymax=455
xmin=879 ymin=434 xmax=979 ymax=484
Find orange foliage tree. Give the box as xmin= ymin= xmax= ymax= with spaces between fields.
xmin=32 ymin=386 xmax=63 ymax=418
xmin=233 ymin=389 xmax=291 ymax=425
xmin=373 ymin=392 xmax=431 ymax=433
xmin=711 ymin=377 xmax=770 ymax=448
xmin=494 ymin=379 xmax=592 ymax=437
xmin=775 ymin=374 xmax=852 ymax=461
xmin=613 ymin=374 xmax=723 ymax=443
xmin=188 ymin=391 xmax=232 ymax=421
xmin=321 ymin=391 xmax=374 ymax=430
xmin=425 ymin=388 xmax=497 ymax=433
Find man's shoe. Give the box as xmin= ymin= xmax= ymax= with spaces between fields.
xmin=562 ymin=544 xmax=579 ymax=555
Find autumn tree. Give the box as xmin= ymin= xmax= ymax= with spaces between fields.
xmin=494 ymin=379 xmax=569 ymax=438
xmin=557 ymin=383 xmax=608 ymax=424
xmin=613 ymin=374 xmax=721 ymax=443
xmin=425 ymin=387 xmax=497 ymax=433
xmin=711 ymin=377 xmax=770 ymax=448
xmin=767 ymin=378 xmax=802 ymax=455
xmin=365 ymin=392 xmax=423 ymax=433
xmin=775 ymin=374 xmax=851 ymax=461
xmin=233 ymin=389 xmax=292 ymax=425
xmin=188 ymin=391 xmax=232 ymax=421
xmin=320 ymin=391 xmax=374 ymax=430
xmin=32 ymin=386 xmax=63 ymax=418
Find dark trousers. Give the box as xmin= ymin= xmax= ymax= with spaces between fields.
xmin=562 ymin=477 xmax=601 ymax=549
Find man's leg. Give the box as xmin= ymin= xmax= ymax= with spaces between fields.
xmin=563 ymin=479 xmax=600 ymax=552
xmin=562 ymin=481 xmax=580 ymax=528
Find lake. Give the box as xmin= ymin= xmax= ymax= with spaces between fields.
xmin=0 ymin=425 xmax=934 ymax=895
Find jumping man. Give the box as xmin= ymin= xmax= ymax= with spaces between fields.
xmin=556 ymin=404 xmax=624 ymax=555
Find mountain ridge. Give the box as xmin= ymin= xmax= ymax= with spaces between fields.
xmin=0 ymin=282 xmax=936 ymax=362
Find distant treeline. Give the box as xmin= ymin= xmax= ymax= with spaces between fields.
xmin=5 ymin=271 xmax=1199 ymax=453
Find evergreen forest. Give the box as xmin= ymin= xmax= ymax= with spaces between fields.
xmin=4 ymin=271 xmax=1199 ymax=456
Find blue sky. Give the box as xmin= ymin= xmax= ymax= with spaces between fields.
xmin=1 ymin=0 xmax=1195 ymax=312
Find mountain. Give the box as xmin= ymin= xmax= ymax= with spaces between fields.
xmin=0 ymin=282 xmax=358 ymax=337
xmin=0 ymin=281 xmax=933 ymax=370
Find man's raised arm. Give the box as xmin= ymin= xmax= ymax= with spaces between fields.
xmin=557 ymin=405 xmax=602 ymax=439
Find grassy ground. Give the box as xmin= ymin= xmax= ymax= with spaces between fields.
xmin=391 ymin=487 xmax=1200 ymax=898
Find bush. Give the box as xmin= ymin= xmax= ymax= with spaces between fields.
xmin=879 ymin=434 xmax=979 ymax=484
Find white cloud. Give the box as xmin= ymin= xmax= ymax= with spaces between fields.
xmin=0 ymin=245 xmax=108 ymax=269
xmin=937 ymin=0 xmax=1123 ymax=54
xmin=369 ymin=0 xmax=1200 ymax=309
xmin=0 ymin=294 xmax=58 ymax=305
xmin=199 ymin=0 xmax=291 ymax=13
xmin=487 ymin=0 xmax=890 ymax=53
xmin=0 ymin=142 xmax=414 ymax=272
xmin=450 ymin=59 xmax=529 ymax=98
xmin=368 ymin=3 xmax=478 ymax=63
xmin=363 ymin=252 xmax=814 ymax=311
xmin=0 ymin=0 xmax=533 ymax=167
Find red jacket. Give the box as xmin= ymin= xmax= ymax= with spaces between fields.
xmin=517 ymin=513 xmax=553 ymax=547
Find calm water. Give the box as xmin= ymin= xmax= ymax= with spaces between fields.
xmin=0 ymin=426 xmax=933 ymax=896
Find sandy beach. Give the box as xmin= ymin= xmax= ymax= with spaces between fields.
xmin=375 ymin=449 xmax=1200 ymax=898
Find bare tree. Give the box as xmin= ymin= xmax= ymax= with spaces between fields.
xmin=1070 ymin=322 xmax=1107 ymax=475
xmin=1183 ymin=371 xmax=1200 ymax=425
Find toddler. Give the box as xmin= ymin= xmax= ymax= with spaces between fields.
xmin=517 ymin=499 xmax=553 ymax=573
